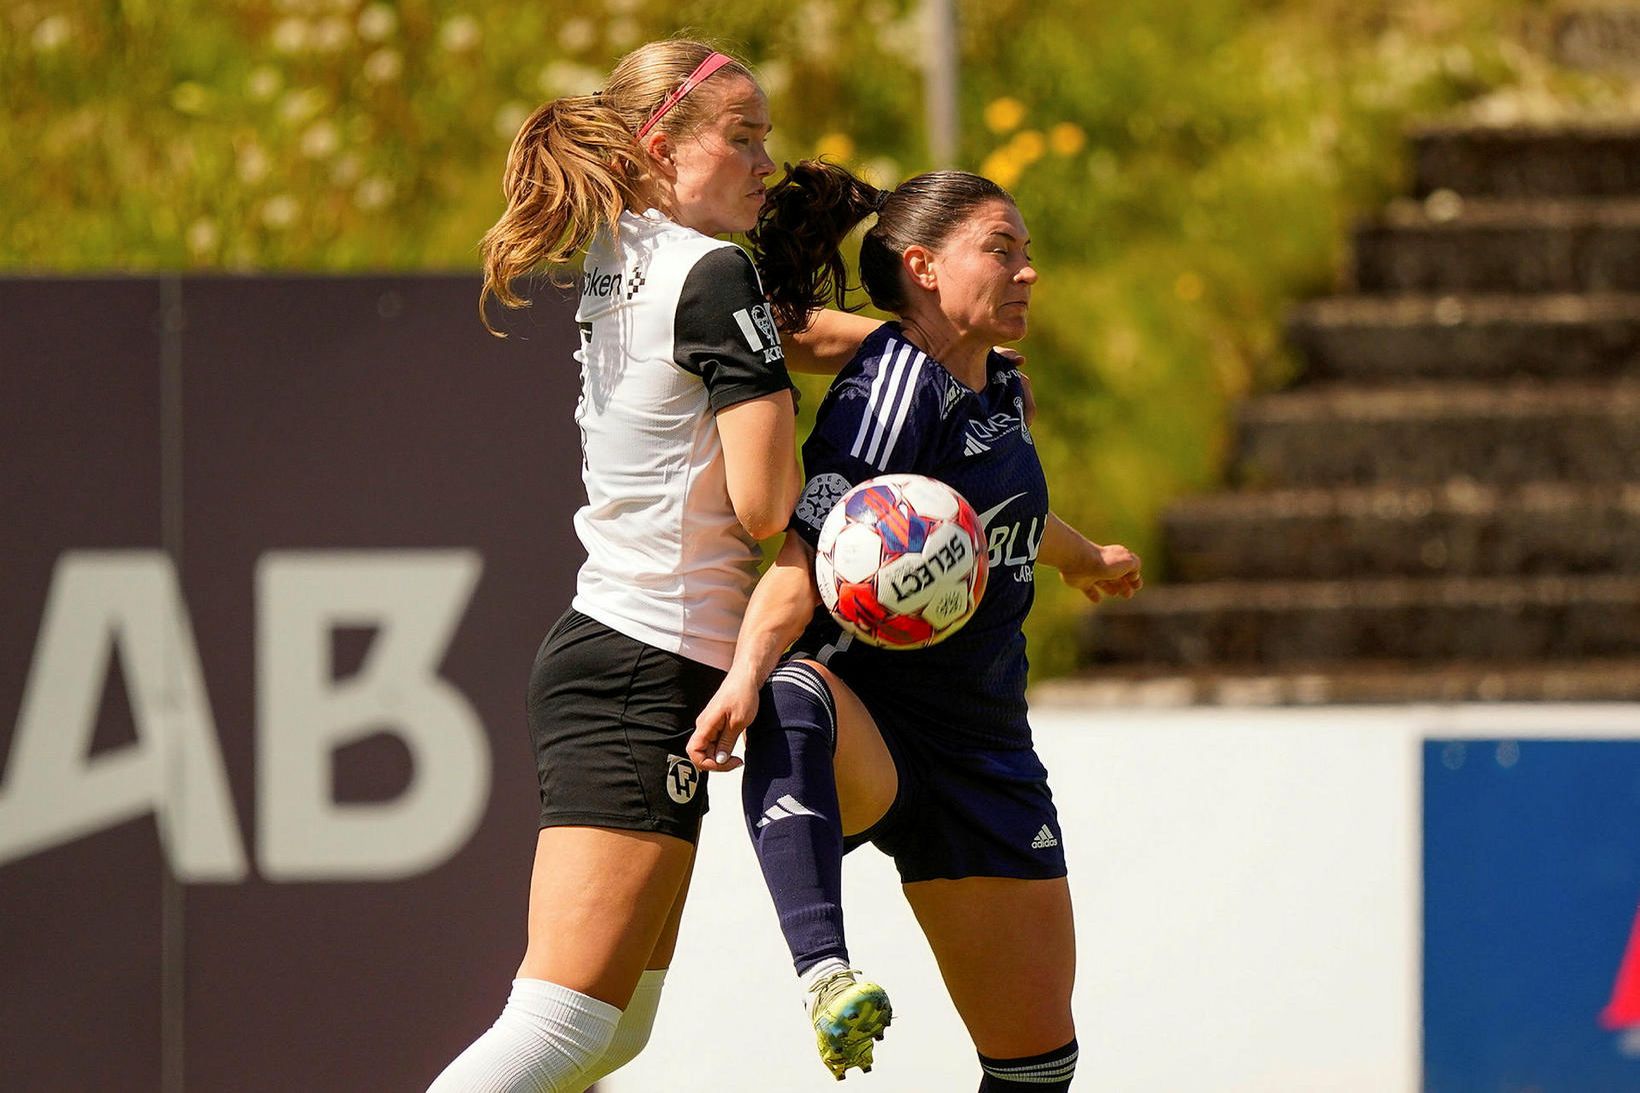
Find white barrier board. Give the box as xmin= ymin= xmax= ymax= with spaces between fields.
xmin=604 ymin=703 xmax=1639 ymax=1093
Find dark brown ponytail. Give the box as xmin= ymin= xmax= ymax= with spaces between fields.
xmin=749 ymin=161 xmax=884 ymax=333
xmin=751 ymin=161 xmax=1013 ymax=333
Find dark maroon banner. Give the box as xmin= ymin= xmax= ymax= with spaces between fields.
xmin=0 ymin=275 xmax=585 ymax=1091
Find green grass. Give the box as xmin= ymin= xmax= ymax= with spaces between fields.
xmin=8 ymin=0 xmax=1626 ymax=678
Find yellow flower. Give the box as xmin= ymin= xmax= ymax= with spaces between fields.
xmin=815 ymin=132 xmax=855 ymax=162
xmin=170 ymin=82 xmax=212 ymax=116
xmin=979 ymin=148 xmax=1023 ymax=190
xmin=439 ymin=14 xmax=481 ymax=53
xmin=363 ymin=48 xmax=402 ymax=83
xmin=983 ymin=97 xmax=1026 ymax=134
xmin=357 ymin=4 xmax=397 ymax=42
xmin=186 ymin=219 xmax=219 ymax=256
xmin=1049 ymin=122 xmax=1086 ymax=157
xmin=1011 ymin=129 xmax=1046 ymax=164
xmin=261 ymin=195 xmax=299 ymax=230
xmin=32 ymin=14 xmax=73 ymax=52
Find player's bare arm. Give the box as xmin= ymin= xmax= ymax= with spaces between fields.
xmin=717 ymin=391 xmax=801 ymax=540
xmin=781 ymin=309 xmax=882 ymax=373
xmin=1039 ymin=511 xmax=1142 ymax=604
xmin=690 ymin=533 xmax=819 ymax=771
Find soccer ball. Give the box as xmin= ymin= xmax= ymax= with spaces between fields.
xmin=814 ymin=474 xmax=989 ymax=649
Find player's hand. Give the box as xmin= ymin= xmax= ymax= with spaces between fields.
xmin=1061 ymin=543 xmax=1143 ymax=605
xmin=993 ymin=346 xmax=1036 ymax=426
xmin=689 ymin=676 xmax=760 ymax=772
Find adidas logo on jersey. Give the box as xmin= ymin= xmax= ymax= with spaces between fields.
xmin=755 ymin=794 xmax=818 ymax=829
xmin=1031 ymin=825 xmax=1059 ymax=849
xmin=963 ymin=435 xmax=991 ymax=456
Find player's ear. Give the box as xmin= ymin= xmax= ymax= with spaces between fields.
xmin=903 ymin=245 xmax=936 ymax=291
xmin=643 ymin=131 xmax=677 ymax=178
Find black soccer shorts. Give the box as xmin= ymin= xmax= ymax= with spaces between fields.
xmin=527 ymin=608 xmax=724 ymax=843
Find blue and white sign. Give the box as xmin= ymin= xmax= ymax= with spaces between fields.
xmin=1424 ymin=739 xmax=1640 ymax=1091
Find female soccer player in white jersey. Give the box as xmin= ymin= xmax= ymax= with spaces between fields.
xmin=427 ymin=43 xmax=876 ymax=1093
xmin=688 ymin=163 xmax=1143 ymax=1088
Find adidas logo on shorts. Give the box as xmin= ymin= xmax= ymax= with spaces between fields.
xmin=1031 ymin=824 xmax=1059 ymax=849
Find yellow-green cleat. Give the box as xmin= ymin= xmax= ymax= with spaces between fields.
xmin=807 ymin=968 xmax=892 ymax=1080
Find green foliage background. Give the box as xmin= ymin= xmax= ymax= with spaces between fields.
xmin=5 ymin=0 xmax=1603 ymax=677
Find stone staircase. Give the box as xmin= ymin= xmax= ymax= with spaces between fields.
xmin=1055 ymin=29 xmax=1640 ymax=706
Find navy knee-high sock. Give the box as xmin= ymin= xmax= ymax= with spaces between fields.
xmin=978 ymin=1039 xmax=1079 ymax=1091
xmin=741 ymin=661 xmax=849 ymax=976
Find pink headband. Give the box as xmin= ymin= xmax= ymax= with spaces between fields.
xmin=635 ymin=52 xmax=734 ymax=141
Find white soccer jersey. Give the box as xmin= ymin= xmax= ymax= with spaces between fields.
xmin=569 ymin=208 xmax=793 ymax=670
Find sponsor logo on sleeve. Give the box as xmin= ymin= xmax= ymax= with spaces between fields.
xmin=733 ymin=303 xmax=784 ymax=363
xmin=752 ymin=302 xmax=777 ymax=344
xmin=794 ymin=472 xmax=852 ymax=531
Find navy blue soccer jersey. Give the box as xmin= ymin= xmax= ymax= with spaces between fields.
xmin=789 ymin=322 xmax=1049 ymax=752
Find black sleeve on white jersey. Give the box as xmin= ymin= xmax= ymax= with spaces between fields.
xmin=788 ymin=367 xmax=942 ymax=548
xmin=674 ymin=246 xmax=795 ymax=412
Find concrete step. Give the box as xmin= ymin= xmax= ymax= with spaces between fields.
xmin=1554 ymin=6 xmax=1640 ymax=74
xmin=1233 ymin=380 xmax=1640 ymax=488
xmin=1078 ymin=574 xmax=1640 ymax=668
xmin=1352 ymin=198 xmax=1640 ymax=293
xmin=1287 ymin=293 xmax=1640 ymax=383
xmin=1163 ymin=482 xmax=1640 ymax=581
xmin=1411 ymin=122 xmax=1640 ymax=198
xmin=1035 ymin=658 xmax=1640 ymax=707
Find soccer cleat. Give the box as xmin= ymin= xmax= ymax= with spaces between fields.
xmin=807 ymin=968 xmax=892 ymax=1080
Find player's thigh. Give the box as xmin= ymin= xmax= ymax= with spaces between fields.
xmin=901 ymin=875 xmax=1076 ymax=1058
xmin=517 ymin=825 xmax=696 ymax=1008
xmin=643 ymin=848 xmax=697 ymax=971
xmin=799 ymin=659 xmax=898 ymax=837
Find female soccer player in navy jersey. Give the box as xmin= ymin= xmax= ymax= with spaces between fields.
xmin=427 ymin=44 xmax=878 ymax=1093
xmin=689 ymin=163 xmax=1143 ymax=1088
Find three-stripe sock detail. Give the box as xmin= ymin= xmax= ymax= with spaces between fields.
xmin=979 ymin=1038 xmax=1079 ymax=1090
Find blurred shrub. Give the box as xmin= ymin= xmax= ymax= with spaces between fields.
xmin=6 ymin=0 xmax=1619 ymax=677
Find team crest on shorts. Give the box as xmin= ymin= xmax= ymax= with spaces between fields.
xmin=666 ymin=754 xmax=700 ymax=804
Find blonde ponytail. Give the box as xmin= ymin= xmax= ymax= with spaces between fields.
xmin=478 ymin=40 xmax=755 ymax=336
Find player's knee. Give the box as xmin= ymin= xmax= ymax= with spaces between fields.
xmin=978 ymin=1037 xmax=1078 ymax=1091
xmin=753 ymin=660 xmax=839 ymax=753
xmin=591 ymin=1018 xmax=654 ymax=1077
xmin=426 ymin=978 xmax=619 ymax=1093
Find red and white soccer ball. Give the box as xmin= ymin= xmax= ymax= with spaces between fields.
xmin=814 ymin=473 xmax=989 ymax=649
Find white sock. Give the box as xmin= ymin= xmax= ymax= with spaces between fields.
xmin=580 ymin=968 xmax=667 ymax=1082
xmin=426 ymin=978 xmax=620 ymax=1093
xmin=800 ymin=956 xmax=852 ymax=996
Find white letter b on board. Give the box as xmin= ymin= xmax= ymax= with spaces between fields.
xmin=257 ymin=551 xmax=489 ymax=881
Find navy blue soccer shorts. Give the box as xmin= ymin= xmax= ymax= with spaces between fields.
xmin=838 ymin=688 xmax=1069 ymax=885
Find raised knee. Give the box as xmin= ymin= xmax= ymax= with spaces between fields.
xmin=760 ymin=661 xmax=838 ymax=748
xmin=978 ymin=1036 xmax=1078 ymax=1091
